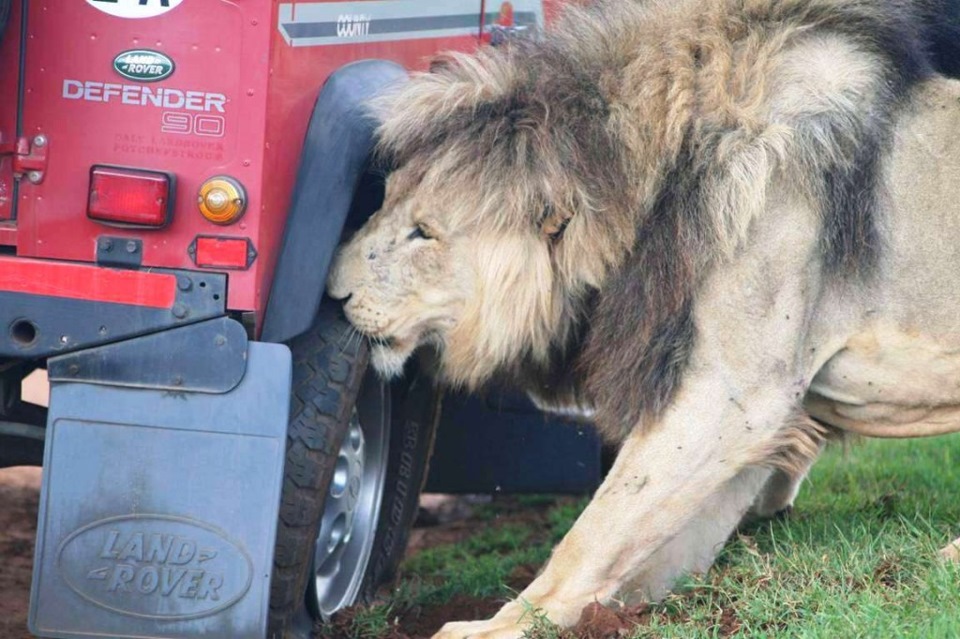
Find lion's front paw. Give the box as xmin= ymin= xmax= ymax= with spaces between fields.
xmin=431 ymin=618 xmax=528 ymax=639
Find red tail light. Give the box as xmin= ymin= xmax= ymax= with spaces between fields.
xmin=88 ymin=166 xmax=173 ymax=228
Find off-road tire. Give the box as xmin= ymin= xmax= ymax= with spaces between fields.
xmin=357 ymin=369 xmax=440 ymax=602
xmin=268 ymin=302 xmax=370 ymax=639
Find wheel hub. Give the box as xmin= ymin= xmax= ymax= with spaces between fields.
xmin=311 ymin=373 xmax=389 ymax=619
xmin=318 ymin=413 xmax=364 ymax=560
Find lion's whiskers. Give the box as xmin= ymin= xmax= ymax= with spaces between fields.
xmin=338 ymin=325 xmax=360 ymax=354
xmin=335 ymin=321 xmax=354 ymax=350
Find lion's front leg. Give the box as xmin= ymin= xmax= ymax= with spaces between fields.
xmin=623 ymin=465 xmax=774 ymax=603
xmin=431 ymin=204 xmax=830 ymax=638
xmin=432 ymin=379 xmax=803 ymax=639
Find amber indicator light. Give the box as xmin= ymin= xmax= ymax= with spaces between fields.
xmin=197 ymin=176 xmax=246 ymax=225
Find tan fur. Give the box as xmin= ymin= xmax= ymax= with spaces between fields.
xmin=331 ymin=0 xmax=921 ymax=433
xmin=756 ymin=412 xmax=840 ymax=477
xmin=327 ymin=1 xmax=960 ymax=636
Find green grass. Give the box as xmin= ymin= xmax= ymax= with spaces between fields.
xmin=634 ymin=435 xmax=960 ymax=639
xmin=333 ymin=435 xmax=960 ymax=638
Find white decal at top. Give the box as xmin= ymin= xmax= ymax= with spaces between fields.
xmin=86 ymin=0 xmax=185 ymax=19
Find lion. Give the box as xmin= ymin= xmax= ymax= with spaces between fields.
xmin=327 ymin=0 xmax=960 ymax=636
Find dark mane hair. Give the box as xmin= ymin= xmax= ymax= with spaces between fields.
xmin=372 ymin=0 xmax=960 ymax=438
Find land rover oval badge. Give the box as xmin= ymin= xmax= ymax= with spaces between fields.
xmin=113 ymin=50 xmax=174 ymax=82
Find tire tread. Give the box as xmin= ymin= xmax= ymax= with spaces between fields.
xmin=268 ymin=304 xmax=369 ymax=638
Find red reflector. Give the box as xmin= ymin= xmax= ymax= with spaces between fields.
xmin=0 ymin=256 xmax=176 ymax=308
xmin=193 ymin=236 xmax=253 ymax=269
xmin=88 ymin=166 xmax=172 ymax=228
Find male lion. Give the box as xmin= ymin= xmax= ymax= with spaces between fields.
xmin=327 ymin=0 xmax=960 ymax=636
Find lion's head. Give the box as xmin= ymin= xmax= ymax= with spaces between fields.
xmin=327 ymin=42 xmax=635 ymax=388
xmin=327 ymin=173 xmax=556 ymax=385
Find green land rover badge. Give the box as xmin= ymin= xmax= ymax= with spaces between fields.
xmin=113 ymin=50 xmax=175 ymax=82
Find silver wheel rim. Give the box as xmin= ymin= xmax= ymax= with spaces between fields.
xmin=312 ymin=371 xmax=389 ymax=619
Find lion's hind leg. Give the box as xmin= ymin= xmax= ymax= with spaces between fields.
xmin=750 ymin=460 xmax=818 ymax=520
xmin=939 ymin=538 xmax=960 ymax=562
xmin=751 ymin=469 xmax=806 ymax=519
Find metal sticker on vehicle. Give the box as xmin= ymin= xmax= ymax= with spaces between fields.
xmin=278 ymin=0 xmax=485 ymax=47
xmin=86 ymin=0 xmax=185 ymax=19
xmin=113 ymin=50 xmax=175 ymax=83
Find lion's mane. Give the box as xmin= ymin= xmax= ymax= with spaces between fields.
xmin=371 ymin=0 xmax=959 ymax=439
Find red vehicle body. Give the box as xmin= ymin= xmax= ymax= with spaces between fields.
xmin=0 ymin=3 xmax=599 ymax=639
xmin=0 ymin=1 xmax=497 ymax=323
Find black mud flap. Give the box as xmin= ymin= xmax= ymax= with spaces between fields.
xmin=28 ymin=328 xmax=291 ymax=639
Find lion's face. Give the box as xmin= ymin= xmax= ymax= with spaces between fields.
xmin=327 ymin=187 xmax=468 ymax=376
xmin=327 ymin=175 xmax=564 ymax=386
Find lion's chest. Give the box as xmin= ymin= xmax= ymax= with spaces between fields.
xmin=805 ymin=326 xmax=960 ymax=436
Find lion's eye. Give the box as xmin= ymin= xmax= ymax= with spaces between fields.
xmin=407 ymin=224 xmax=433 ymax=241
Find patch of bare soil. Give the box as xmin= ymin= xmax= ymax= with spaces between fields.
xmin=396 ymin=594 xmax=504 ymax=638
xmin=542 ymin=601 xmax=741 ymax=639
xmin=405 ymin=495 xmax=562 ymax=561
xmin=565 ymin=602 xmax=652 ymax=639
xmin=0 ymin=467 xmax=42 ymax=639
xmin=318 ymin=594 xmax=506 ymax=639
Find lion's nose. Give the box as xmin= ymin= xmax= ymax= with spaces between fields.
xmin=326 ymin=278 xmax=351 ymax=299
xmin=327 ymin=285 xmax=352 ymax=301
xmin=326 ymin=255 xmax=352 ymax=300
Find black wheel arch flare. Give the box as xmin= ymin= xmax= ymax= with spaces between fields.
xmin=261 ymin=59 xmax=408 ymax=343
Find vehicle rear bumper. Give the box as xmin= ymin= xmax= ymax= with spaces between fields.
xmin=0 ymin=255 xmax=226 ymax=358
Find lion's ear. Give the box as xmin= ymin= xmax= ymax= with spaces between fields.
xmin=428 ymin=53 xmax=457 ymax=73
xmin=540 ymin=205 xmax=574 ymax=241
